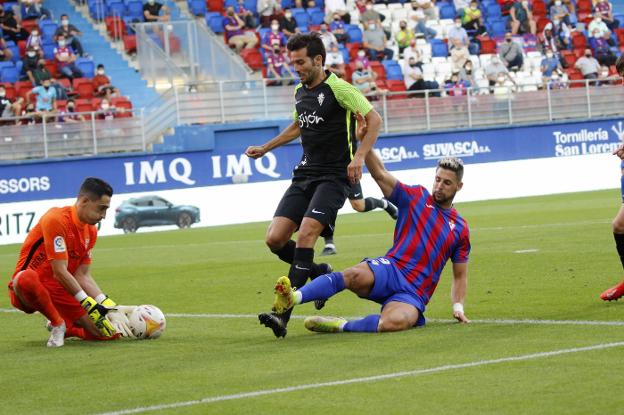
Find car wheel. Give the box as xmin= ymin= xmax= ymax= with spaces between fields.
xmin=177 ymin=212 xmax=193 ymax=229
xmin=122 ymin=217 xmax=138 ymax=233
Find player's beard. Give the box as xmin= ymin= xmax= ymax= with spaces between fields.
xmin=433 ymin=191 xmax=455 ymax=207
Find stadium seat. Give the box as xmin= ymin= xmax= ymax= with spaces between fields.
xmin=293 ymin=11 xmax=310 ymax=27
xmin=243 ymin=0 xmax=257 ymax=13
xmin=206 ymin=13 xmax=225 ymax=33
xmin=571 ymin=33 xmax=587 ymax=49
xmin=76 ymin=98 xmax=95 ymax=113
xmin=438 ymin=3 xmax=457 ymax=19
xmin=107 ymin=0 xmax=125 ymax=17
xmin=112 ymin=97 xmax=133 ymax=117
xmin=386 ymin=79 xmax=407 ymax=100
xmin=536 ymin=17 xmax=551 ymax=33
xmin=309 ymin=9 xmax=325 ymax=25
xmin=105 ymin=16 xmax=126 ymax=39
xmin=207 ymin=0 xmax=224 ymax=12
xmin=485 ymin=3 xmax=502 ymax=18
xmin=76 ymin=58 xmax=95 ymax=78
xmin=240 ymin=48 xmax=264 ymax=70
xmin=531 ymin=0 xmax=547 ymax=18
xmin=561 ymin=50 xmax=577 ymax=67
xmin=21 ymin=20 xmax=38 ymax=34
xmin=0 ymin=83 xmax=16 ymax=100
xmin=44 ymin=60 xmax=59 ymax=78
xmin=489 ymin=19 xmax=507 ymax=37
xmin=39 ymin=21 xmax=58 ymax=42
xmin=431 ymin=41 xmax=449 ymax=57
xmin=73 ymin=78 xmax=95 ymax=98
xmin=126 ymin=0 xmax=144 ymax=19
xmin=123 ymin=34 xmax=137 ymax=53
xmin=346 ymin=26 xmax=363 ymax=43
xmin=384 ymin=61 xmax=403 ymax=80
xmin=15 ymin=81 xmax=32 ymax=100
xmin=577 ymin=0 xmax=592 ymax=13
xmin=190 ymin=0 xmax=207 ymax=16
xmin=1 ymin=66 xmax=18 ymax=83
xmin=370 ymin=61 xmax=386 ymax=81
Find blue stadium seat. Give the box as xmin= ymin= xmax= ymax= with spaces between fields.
xmin=224 ymin=0 xmax=237 ymax=7
xmin=3 ymin=2 xmax=17 ymax=12
xmin=123 ymin=16 xmax=139 ymax=33
xmin=206 ymin=13 xmax=225 ymax=33
xmin=107 ymin=0 xmax=125 ymax=17
xmin=6 ymin=41 xmax=19 ymax=62
xmin=40 ymin=21 xmax=58 ymax=42
xmin=244 ymin=0 xmax=257 ymax=13
xmin=340 ymin=46 xmax=349 ymax=63
xmin=431 ymin=41 xmax=448 ymax=57
xmin=489 ymin=19 xmax=506 ymax=37
xmin=126 ymin=0 xmax=144 ymax=19
xmin=1 ymin=66 xmax=18 ymax=83
xmin=190 ymin=0 xmax=206 ymax=15
xmin=306 ymin=7 xmax=321 ymax=14
xmin=294 ymin=11 xmax=310 ymax=27
xmin=76 ymin=58 xmax=95 ymax=78
xmin=42 ymin=42 xmax=56 ymax=60
xmin=281 ymin=0 xmax=294 ymax=8
xmin=486 ymin=3 xmax=502 ymax=18
xmin=439 ymin=3 xmax=457 ymax=19
xmin=309 ymin=9 xmax=325 ymax=25
xmin=347 ymin=26 xmax=363 ymax=43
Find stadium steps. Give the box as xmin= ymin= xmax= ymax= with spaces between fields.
xmin=46 ymin=0 xmax=160 ymax=110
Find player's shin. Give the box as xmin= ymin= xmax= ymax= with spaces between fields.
xmin=288 ymin=247 xmax=315 ymax=289
xmin=299 ymin=272 xmax=345 ymax=303
xmin=614 ymin=233 xmax=624 ymax=269
xmin=271 ymin=240 xmax=296 ymax=264
xmin=343 ymin=314 xmax=381 ymax=333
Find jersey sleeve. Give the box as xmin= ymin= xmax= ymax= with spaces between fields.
xmin=388 ymin=182 xmax=423 ymax=209
xmin=330 ymin=77 xmax=374 ymax=116
xmin=451 ymin=226 xmax=471 ymax=263
xmin=292 ymin=83 xmax=302 ymax=121
xmin=40 ymin=212 xmax=69 ymax=262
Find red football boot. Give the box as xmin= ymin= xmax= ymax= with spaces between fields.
xmin=600 ymin=280 xmax=624 ymax=301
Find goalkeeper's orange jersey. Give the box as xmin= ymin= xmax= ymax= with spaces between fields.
xmin=11 ymin=205 xmax=97 ymax=283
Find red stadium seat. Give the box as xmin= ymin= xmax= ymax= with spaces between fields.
xmin=370 ymin=61 xmax=386 ymax=81
xmin=207 ymin=0 xmax=224 ymax=12
xmin=15 ymin=81 xmax=33 ymax=100
xmin=21 ymin=20 xmax=39 ymax=34
xmin=480 ymin=39 xmax=497 ymax=54
xmin=531 ymin=0 xmax=547 ymax=18
xmin=44 ymin=60 xmax=59 ymax=78
xmin=616 ymin=28 xmax=624 ymax=45
xmin=112 ymin=97 xmax=133 ymax=117
xmin=123 ymin=35 xmax=137 ymax=53
xmin=56 ymin=99 xmax=67 ymax=112
xmin=1 ymin=83 xmax=16 ymax=100
xmin=536 ymin=17 xmax=551 ymax=33
xmin=240 ymin=48 xmax=264 ymax=70
xmin=105 ymin=16 xmax=125 ymax=39
xmin=571 ymin=33 xmax=587 ymax=49
xmin=18 ymin=40 xmax=26 ymax=57
xmin=75 ymin=98 xmax=94 ymax=113
xmin=77 ymin=82 xmax=95 ymax=98
xmin=577 ymin=0 xmax=592 ymax=13
xmin=386 ymin=80 xmax=407 ymax=100
xmin=561 ymin=50 xmax=577 ymax=67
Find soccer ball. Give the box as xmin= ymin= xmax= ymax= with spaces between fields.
xmin=128 ymin=305 xmax=166 ymax=339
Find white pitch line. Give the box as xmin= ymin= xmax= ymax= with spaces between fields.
xmin=96 ymin=340 xmax=624 ymax=415
xmin=514 ymin=249 xmax=539 ymax=254
xmin=2 ymin=309 xmax=623 ymax=326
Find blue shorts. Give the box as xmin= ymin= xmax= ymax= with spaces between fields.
xmin=364 ymin=257 xmax=426 ymax=327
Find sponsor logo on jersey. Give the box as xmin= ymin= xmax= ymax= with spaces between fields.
xmin=448 ymin=220 xmax=456 ymax=231
xmin=298 ymin=111 xmax=325 ymax=128
xmin=54 ymin=236 xmax=66 ymax=253
xmin=317 ymin=92 xmax=325 ymax=106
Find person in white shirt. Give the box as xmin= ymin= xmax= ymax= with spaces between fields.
xmin=324 ymin=0 xmax=350 ymax=24
xmin=325 ymin=43 xmax=346 ymax=78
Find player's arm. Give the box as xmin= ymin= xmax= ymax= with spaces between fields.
xmin=73 ymin=263 xmax=104 ymax=299
xmin=451 ymin=262 xmax=470 ymax=323
xmin=50 ymin=259 xmax=85 ymax=296
xmin=245 ymin=120 xmax=300 ymax=159
xmin=350 ymin=108 xmax=382 ymax=183
xmin=364 ymin=147 xmax=398 ymax=198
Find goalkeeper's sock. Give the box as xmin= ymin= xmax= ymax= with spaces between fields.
xmin=14 ymin=269 xmax=63 ymax=327
xmin=614 ymin=233 xmax=624 ymax=269
xmin=343 ymin=314 xmax=381 ymax=333
xmin=271 ymin=240 xmax=296 ymax=264
xmin=299 ymin=272 xmax=345 ymax=303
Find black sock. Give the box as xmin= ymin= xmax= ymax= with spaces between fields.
xmin=324 ymin=236 xmax=334 ymax=245
xmin=288 ymin=247 xmax=314 ymax=289
xmin=271 ymin=240 xmax=296 ymax=264
xmin=614 ymin=233 xmax=624 ymax=269
xmin=364 ymin=197 xmax=385 ymax=212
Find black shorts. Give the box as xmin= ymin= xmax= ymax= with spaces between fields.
xmin=274 ymin=178 xmax=350 ymax=232
xmin=348 ymin=182 xmax=363 ymax=200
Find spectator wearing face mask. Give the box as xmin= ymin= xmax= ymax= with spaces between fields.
xmin=594 ymin=0 xmax=619 ymax=31
xmin=97 ymin=98 xmax=119 ymax=121
xmin=57 ymin=98 xmax=85 ymax=123
xmin=319 ymin=23 xmax=338 ymax=51
xmin=235 ymin=0 xmax=257 ymax=29
xmin=54 ymin=35 xmax=83 ymax=80
xmin=447 ymin=16 xmax=470 ymax=47
xmin=360 ymin=0 xmax=383 ymax=23
xmin=223 ymin=6 xmax=258 ymax=52
xmin=23 ymin=0 xmax=52 ymax=20
xmin=257 ymin=0 xmax=283 ymax=27
xmin=143 ymin=0 xmax=170 ymax=23
xmin=409 ymin=4 xmax=436 ymax=40
xmin=28 ymin=78 xmax=56 ymax=115
xmin=574 ymin=49 xmax=601 ymax=80
xmin=325 ymin=43 xmax=346 ymax=78
xmin=403 ymin=39 xmax=423 ymax=65
xmin=588 ymin=15 xmax=614 ymax=46
xmin=485 ymin=56 xmax=516 ymax=92
xmin=351 ymin=60 xmax=384 ymax=95
xmin=547 ymin=72 xmax=566 ymax=89
xmin=0 ymin=85 xmax=23 ymax=124
xmin=93 ymin=64 xmax=120 ymax=99
xmin=363 ymin=19 xmax=393 ymax=61
xmin=32 ymin=57 xmax=51 ymax=85
xmin=329 ymin=13 xmax=349 ymax=44
xmin=458 ymin=60 xmax=475 ymax=87
xmin=354 ymin=48 xmax=372 ymax=70
xmin=395 ymin=20 xmax=415 ymax=56
xmin=404 ymin=55 xmax=440 ymax=96
xmin=325 ymin=0 xmax=351 ymax=25
xmin=279 ymin=8 xmax=300 ymax=38
xmin=540 ymin=48 xmax=561 ymax=84
xmin=591 ymin=36 xmax=617 ymax=66
xmin=0 ymin=10 xmax=30 ymax=43
xmin=550 ymin=0 xmax=571 ymax=27
xmin=462 ymin=0 xmax=486 ymax=37
xmin=410 ymin=0 xmax=437 ymax=21
xmin=262 ymin=19 xmax=287 ymax=52
xmin=265 ymin=43 xmax=295 ymax=85
xmin=25 ymin=29 xmax=43 ymax=58
xmin=499 ymin=32 xmax=524 ymax=71
xmin=54 ymin=15 xmax=86 ymax=57
xmin=21 ymin=47 xmax=40 ymax=83
xmin=510 ymin=0 xmax=536 ymax=35
xmin=450 ymin=37 xmax=470 ymax=71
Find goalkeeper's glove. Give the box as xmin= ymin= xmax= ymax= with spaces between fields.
xmin=80 ymin=296 xmax=116 ymax=337
xmin=98 ymin=295 xmax=134 ymax=338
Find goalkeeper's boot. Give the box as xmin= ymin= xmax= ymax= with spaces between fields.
xmin=304 ymin=316 xmax=347 ymax=333
xmin=258 ymin=312 xmax=287 ymax=338
xmin=321 ymin=244 xmax=337 ymax=256
xmin=46 ymin=321 xmax=66 ymax=348
xmin=312 ymin=263 xmax=333 ymax=311
xmin=600 ymin=280 xmax=624 ymax=301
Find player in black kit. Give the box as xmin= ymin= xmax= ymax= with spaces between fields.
xmin=245 ymin=33 xmax=382 ymax=337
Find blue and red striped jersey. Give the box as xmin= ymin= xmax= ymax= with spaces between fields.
xmin=386 ymin=182 xmax=471 ymax=305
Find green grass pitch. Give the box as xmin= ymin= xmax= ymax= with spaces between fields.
xmin=1 ymin=189 xmax=623 ymax=414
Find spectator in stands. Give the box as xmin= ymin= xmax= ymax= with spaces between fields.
xmin=54 ymin=15 xmax=86 ymax=58
xmin=395 ymin=20 xmax=415 ymax=57
xmin=279 ymin=8 xmax=300 ymax=38
xmin=0 ymin=85 xmax=23 ymax=124
xmin=236 ymin=0 xmax=257 ymax=29
xmin=462 ymin=0 xmax=486 ymax=38
xmin=547 ymin=72 xmax=566 ymax=89
xmin=492 ymin=72 xmax=515 ymax=95
xmin=450 ymin=37 xmax=470 ymax=71
xmin=410 ymin=6 xmax=436 ymax=40
xmin=96 ymin=98 xmax=118 ymax=121
xmin=0 ymin=10 xmax=30 ymax=43
xmin=540 ymin=48 xmax=562 ymax=84
xmin=447 ymin=16 xmax=470 ymax=47
xmin=549 ymin=0 xmax=571 ymax=27
xmin=257 ymin=0 xmax=283 ymax=27
xmin=363 ymin=19 xmax=393 ymax=61
xmin=295 ymin=0 xmax=316 ymax=8
xmin=538 ymin=22 xmax=562 ymax=54
xmin=262 ymin=19 xmax=287 ymax=52
xmin=319 ymin=23 xmax=338 ymax=51
xmin=592 ymin=36 xmax=617 ymax=66
xmin=454 ymin=0 xmax=470 ymax=13
xmin=223 ymin=6 xmax=258 ymax=52
xmin=25 ymin=28 xmax=43 ymax=58
xmin=485 ymin=56 xmax=516 ymax=91
xmin=354 ymin=49 xmax=372 ymax=70
xmin=574 ymin=48 xmax=601 ymax=80
xmin=57 ymin=98 xmax=85 ymax=123
xmin=266 ymin=42 xmax=295 ymax=84
xmin=329 ymin=13 xmax=349 ymax=44
xmin=458 ymin=59 xmax=476 ymax=87
xmin=404 ymin=56 xmax=440 ymax=96
xmin=598 ymin=65 xmax=617 ymax=85
xmin=352 ymin=60 xmax=385 ymax=95
xmin=55 ymin=35 xmax=83 ymax=80
xmin=28 ymin=78 xmax=56 ymax=116
xmin=594 ymin=0 xmax=619 ymax=31
xmin=23 ymin=0 xmax=52 ymax=21
xmin=360 ymin=0 xmax=384 ymax=24
xmin=445 ymin=72 xmax=469 ymax=96
xmin=325 ymin=43 xmax=346 ymax=78
xmin=0 ymin=39 xmax=13 ymax=62
xmin=499 ymin=33 xmax=524 ymax=71
xmin=588 ymin=15 xmax=615 ymax=46
xmin=93 ymin=64 xmax=120 ymax=99
xmin=510 ymin=0 xmax=536 ymax=35
xmin=403 ymin=39 xmax=423 ymax=66
xmin=325 ymin=0 xmax=351 ymax=25
xmin=20 ymin=103 xmax=37 ymax=125
xmin=411 ymin=0 xmax=437 ymax=21
xmin=21 ymin=47 xmax=39 ymax=83
xmin=143 ymin=0 xmax=170 ymax=23
xmin=32 ymin=57 xmax=51 ymax=85
xmin=550 ymin=19 xmax=572 ymax=50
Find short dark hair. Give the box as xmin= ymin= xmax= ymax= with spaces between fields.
xmin=79 ymin=177 xmax=113 ymax=200
xmin=287 ymin=33 xmax=326 ymax=65
xmin=437 ymin=157 xmax=464 ymax=181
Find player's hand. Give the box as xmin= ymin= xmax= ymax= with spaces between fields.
xmin=245 ymin=145 xmax=266 ymax=159
xmin=453 ymin=310 xmax=470 ymax=323
xmin=80 ymin=296 xmax=117 ymax=337
xmin=107 ymin=310 xmax=134 ymax=337
xmin=347 ymin=154 xmax=364 ymax=184
xmin=354 ymin=112 xmax=368 ymax=141
xmin=613 ymin=143 xmax=624 ymax=159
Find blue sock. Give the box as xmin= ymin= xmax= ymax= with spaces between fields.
xmin=343 ymin=315 xmax=380 ymax=333
xmin=299 ymin=272 xmax=345 ymax=303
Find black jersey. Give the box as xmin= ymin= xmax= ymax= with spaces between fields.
xmin=292 ymin=71 xmax=373 ymax=179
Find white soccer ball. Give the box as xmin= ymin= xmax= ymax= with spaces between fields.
xmin=128 ymin=305 xmax=166 ymax=339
